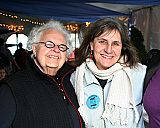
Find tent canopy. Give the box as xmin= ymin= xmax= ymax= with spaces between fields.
xmin=0 ymin=0 xmax=159 ymax=22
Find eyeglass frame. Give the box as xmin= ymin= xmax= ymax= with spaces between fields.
xmin=37 ymin=41 xmax=69 ymax=52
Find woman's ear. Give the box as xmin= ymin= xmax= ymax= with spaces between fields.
xmin=90 ymin=42 xmax=93 ymax=50
xmin=89 ymin=42 xmax=94 ymax=59
xmin=32 ymin=44 xmax=37 ymax=57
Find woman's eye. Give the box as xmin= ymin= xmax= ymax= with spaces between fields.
xmin=98 ymin=40 xmax=106 ymax=44
xmin=113 ymin=41 xmax=120 ymax=46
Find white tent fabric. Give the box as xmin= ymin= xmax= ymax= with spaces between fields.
xmin=132 ymin=6 xmax=160 ymax=51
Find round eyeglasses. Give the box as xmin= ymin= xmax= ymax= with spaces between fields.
xmin=38 ymin=41 xmax=69 ymax=52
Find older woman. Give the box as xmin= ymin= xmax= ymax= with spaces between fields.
xmin=71 ymin=18 xmax=146 ymax=128
xmin=0 ymin=20 xmax=82 ymax=128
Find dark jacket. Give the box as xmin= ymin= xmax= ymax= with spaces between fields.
xmin=0 ymin=56 xmax=82 ymax=128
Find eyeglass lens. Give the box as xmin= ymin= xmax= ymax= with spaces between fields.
xmin=44 ymin=41 xmax=68 ymax=52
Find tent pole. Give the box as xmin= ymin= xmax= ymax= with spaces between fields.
xmin=16 ymin=32 xmax=18 ymax=49
xmin=74 ymin=30 xmax=76 ymax=59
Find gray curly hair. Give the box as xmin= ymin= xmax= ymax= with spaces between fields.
xmin=27 ymin=20 xmax=71 ymax=57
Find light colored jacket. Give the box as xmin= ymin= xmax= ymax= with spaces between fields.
xmin=71 ymin=63 xmax=146 ymax=128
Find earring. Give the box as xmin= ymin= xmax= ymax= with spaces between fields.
xmin=90 ymin=50 xmax=93 ymax=59
xmin=32 ymin=53 xmax=36 ymax=59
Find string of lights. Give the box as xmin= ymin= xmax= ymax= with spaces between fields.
xmin=0 ymin=23 xmax=24 ymax=32
xmin=0 ymin=11 xmax=91 ymax=32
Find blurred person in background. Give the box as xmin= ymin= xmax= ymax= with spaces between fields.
xmin=14 ymin=42 xmax=28 ymax=70
xmin=0 ymin=66 xmax=7 ymax=80
xmin=0 ymin=38 xmax=19 ymax=74
xmin=143 ymin=49 xmax=160 ymax=128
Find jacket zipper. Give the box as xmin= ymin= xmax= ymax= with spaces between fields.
xmin=102 ymin=88 xmax=106 ymax=128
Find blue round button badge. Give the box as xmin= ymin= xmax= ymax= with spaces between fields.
xmin=86 ymin=95 xmax=100 ymax=109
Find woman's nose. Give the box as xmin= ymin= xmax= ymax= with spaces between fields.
xmin=104 ymin=44 xmax=113 ymax=54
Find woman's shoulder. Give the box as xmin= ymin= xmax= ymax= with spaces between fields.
xmin=123 ymin=63 xmax=146 ymax=81
xmin=136 ymin=63 xmax=147 ymax=71
xmin=124 ymin=63 xmax=146 ymax=73
xmin=130 ymin=63 xmax=147 ymax=77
